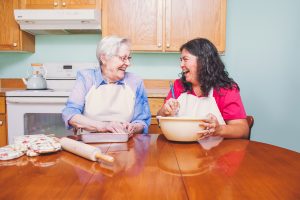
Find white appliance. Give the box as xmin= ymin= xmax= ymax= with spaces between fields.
xmin=14 ymin=9 xmax=101 ymax=35
xmin=6 ymin=63 xmax=98 ymax=144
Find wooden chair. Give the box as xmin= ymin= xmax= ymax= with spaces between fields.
xmin=246 ymin=115 xmax=254 ymax=139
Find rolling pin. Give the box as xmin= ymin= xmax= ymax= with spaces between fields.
xmin=60 ymin=137 xmax=114 ymax=163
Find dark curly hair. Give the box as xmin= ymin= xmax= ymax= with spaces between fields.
xmin=179 ymin=38 xmax=239 ymax=96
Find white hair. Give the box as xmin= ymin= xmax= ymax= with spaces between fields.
xmin=96 ymin=36 xmax=130 ymax=64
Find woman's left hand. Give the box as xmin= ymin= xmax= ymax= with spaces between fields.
xmin=198 ymin=113 xmax=220 ymax=139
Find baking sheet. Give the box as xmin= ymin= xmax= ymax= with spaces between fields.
xmin=81 ymin=132 xmax=132 ymax=143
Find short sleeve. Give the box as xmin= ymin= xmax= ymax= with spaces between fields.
xmin=214 ymin=87 xmax=247 ymax=120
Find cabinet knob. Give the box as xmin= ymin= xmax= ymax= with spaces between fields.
xmin=166 ymin=43 xmax=170 ymax=48
xmin=157 ymin=43 xmax=162 ymax=48
xmin=54 ymin=2 xmax=58 ymax=6
xmin=0 ymin=121 xmax=3 ymax=126
xmin=62 ymin=2 xmax=66 ymax=7
xmin=13 ymin=43 xmax=17 ymax=47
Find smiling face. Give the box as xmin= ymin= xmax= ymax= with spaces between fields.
xmin=180 ymin=48 xmax=199 ymax=85
xmin=100 ymin=44 xmax=131 ymax=83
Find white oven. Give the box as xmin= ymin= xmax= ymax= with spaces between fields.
xmin=6 ymin=63 xmax=97 ymax=144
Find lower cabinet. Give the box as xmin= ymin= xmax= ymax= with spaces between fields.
xmin=144 ymin=80 xmax=170 ymax=134
xmin=0 ymin=115 xmax=7 ymax=147
xmin=148 ymin=97 xmax=165 ymax=134
xmin=0 ymin=97 xmax=7 ymax=147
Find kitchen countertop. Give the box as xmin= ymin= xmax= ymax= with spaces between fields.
xmin=0 ymin=88 xmax=169 ymax=98
xmin=146 ymin=88 xmax=169 ymax=98
xmin=0 ymin=77 xmax=170 ymax=98
xmin=0 ymin=88 xmax=24 ymax=97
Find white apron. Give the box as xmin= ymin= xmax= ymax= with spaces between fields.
xmin=177 ymin=88 xmax=224 ymax=149
xmin=84 ymin=83 xmax=135 ymax=122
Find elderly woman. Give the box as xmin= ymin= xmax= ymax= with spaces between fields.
xmin=157 ymin=38 xmax=249 ymax=139
xmin=62 ymin=36 xmax=151 ymax=134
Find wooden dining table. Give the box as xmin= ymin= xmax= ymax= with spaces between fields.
xmin=0 ymin=134 xmax=299 ymax=199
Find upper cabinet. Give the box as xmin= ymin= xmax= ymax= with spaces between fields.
xmin=102 ymin=0 xmax=226 ymax=52
xmin=102 ymin=0 xmax=163 ymax=51
xmin=166 ymin=0 xmax=226 ymax=52
xmin=0 ymin=0 xmax=35 ymax=52
xmin=19 ymin=0 xmax=100 ymax=9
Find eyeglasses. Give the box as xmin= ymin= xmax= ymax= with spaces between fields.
xmin=115 ymin=55 xmax=132 ymax=63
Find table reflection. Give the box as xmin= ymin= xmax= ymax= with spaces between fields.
xmin=105 ymin=135 xmax=152 ymax=176
xmin=157 ymin=134 xmax=249 ymax=177
xmin=0 ymin=153 xmax=60 ymax=168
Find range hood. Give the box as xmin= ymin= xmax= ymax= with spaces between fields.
xmin=14 ymin=9 xmax=101 ymax=35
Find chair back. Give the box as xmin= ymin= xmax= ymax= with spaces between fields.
xmin=246 ymin=115 xmax=254 ymax=139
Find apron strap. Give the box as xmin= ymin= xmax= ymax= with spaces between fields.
xmin=208 ymin=88 xmax=214 ymax=97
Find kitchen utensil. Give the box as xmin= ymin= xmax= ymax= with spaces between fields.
xmin=168 ymin=80 xmax=179 ymax=116
xmin=169 ymin=81 xmax=175 ymax=98
xmin=14 ymin=134 xmax=61 ymax=155
xmin=60 ymin=137 xmax=114 ymax=163
xmin=0 ymin=145 xmax=24 ymax=161
xmin=22 ymin=63 xmax=47 ymax=90
xmin=78 ymin=129 xmax=132 ymax=143
xmin=81 ymin=133 xmax=132 ymax=143
xmin=157 ymin=116 xmax=207 ymax=142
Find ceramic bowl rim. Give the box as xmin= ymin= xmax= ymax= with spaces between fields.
xmin=156 ymin=116 xmax=208 ymax=121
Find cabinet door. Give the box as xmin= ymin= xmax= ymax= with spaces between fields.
xmin=0 ymin=97 xmax=5 ymax=114
xmin=0 ymin=0 xmax=20 ymax=50
xmin=148 ymin=98 xmax=164 ymax=134
xmin=166 ymin=0 xmax=226 ymax=52
xmin=0 ymin=115 xmax=7 ymax=147
xmin=0 ymin=97 xmax=7 ymax=147
xmin=63 ymin=0 xmax=98 ymax=9
xmin=0 ymin=0 xmax=35 ymax=52
xmin=102 ymin=0 xmax=163 ymax=51
xmin=20 ymin=0 xmax=60 ymax=9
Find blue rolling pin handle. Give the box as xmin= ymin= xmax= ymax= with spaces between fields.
xmin=169 ymin=81 xmax=175 ymax=98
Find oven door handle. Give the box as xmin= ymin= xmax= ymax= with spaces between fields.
xmin=6 ymin=97 xmax=67 ymax=104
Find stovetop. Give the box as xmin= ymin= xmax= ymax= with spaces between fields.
xmin=5 ymin=89 xmax=71 ymax=97
xmin=5 ymin=62 xmax=98 ymax=97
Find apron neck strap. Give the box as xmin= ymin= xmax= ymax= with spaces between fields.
xmin=208 ymin=88 xmax=214 ymax=97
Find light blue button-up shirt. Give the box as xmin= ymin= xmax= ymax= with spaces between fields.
xmin=62 ymin=68 xmax=151 ymax=133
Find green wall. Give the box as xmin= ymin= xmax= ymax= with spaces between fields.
xmin=1 ymin=0 xmax=299 ymax=152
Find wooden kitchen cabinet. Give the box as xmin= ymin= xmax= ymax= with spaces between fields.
xmin=166 ymin=0 xmax=226 ymax=52
xmin=0 ymin=97 xmax=7 ymax=147
xmin=19 ymin=0 xmax=58 ymax=9
xmin=148 ymin=97 xmax=164 ymax=134
xmin=0 ymin=0 xmax=35 ymax=52
xmin=19 ymin=0 xmax=100 ymax=9
xmin=102 ymin=0 xmax=163 ymax=51
xmin=144 ymin=80 xmax=171 ymax=134
xmin=102 ymin=0 xmax=226 ymax=52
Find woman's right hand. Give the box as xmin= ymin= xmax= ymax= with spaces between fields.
xmin=159 ymin=98 xmax=180 ymax=116
xmin=104 ymin=121 xmax=127 ymax=133
xmin=70 ymin=115 xmax=129 ymax=133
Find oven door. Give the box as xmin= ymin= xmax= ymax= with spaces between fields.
xmin=6 ymin=97 xmax=73 ymax=144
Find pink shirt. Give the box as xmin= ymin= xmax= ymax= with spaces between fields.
xmin=166 ymin=79 xmax=247 ymax=120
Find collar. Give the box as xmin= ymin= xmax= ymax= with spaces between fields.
xmin=94 ymin=67 xmax=126 ymax=88
xmin=187 ymin=88 xmax=213 ymax=97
